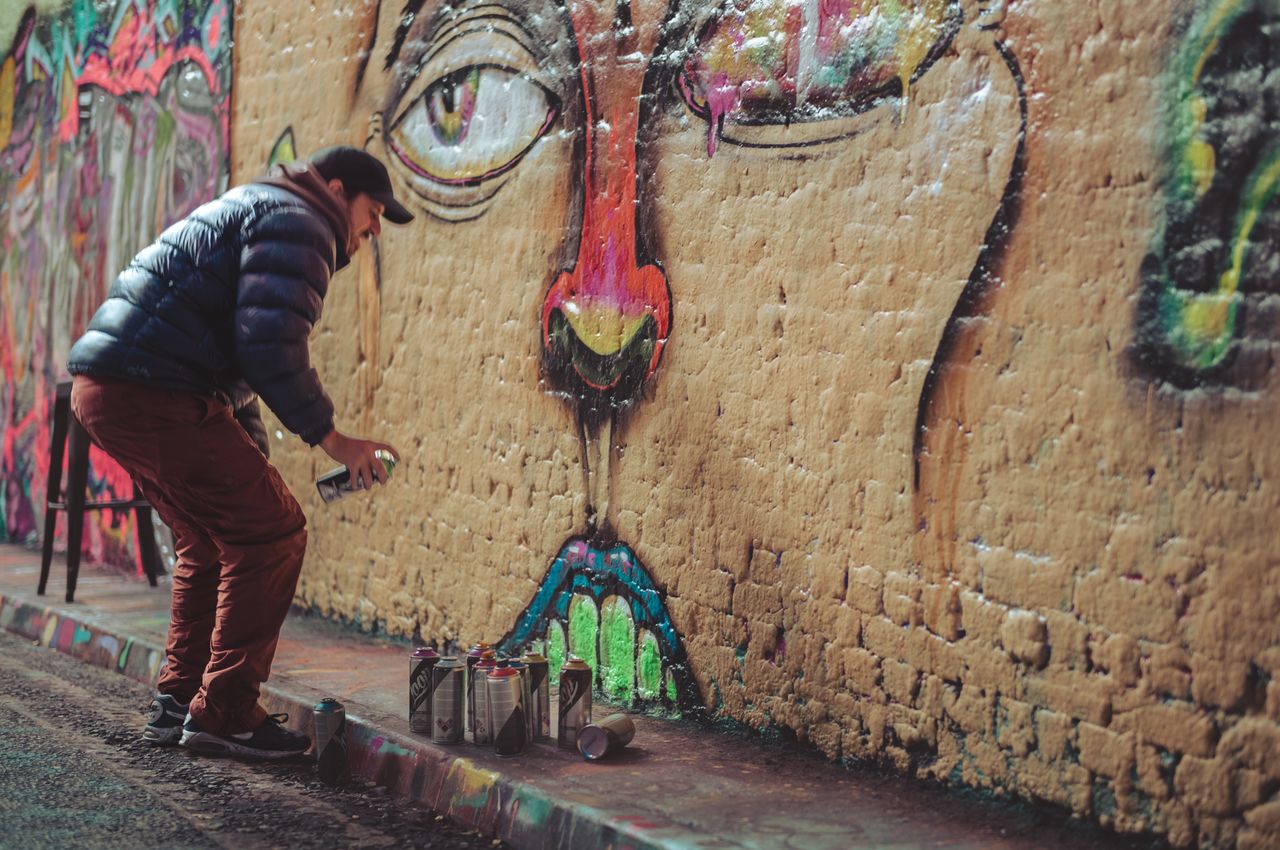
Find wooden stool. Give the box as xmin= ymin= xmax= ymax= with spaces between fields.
xmin=38 ymin=380 xmax=163 ymax=602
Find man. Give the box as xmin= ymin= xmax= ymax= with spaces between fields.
xmin=66 ymin=146 xmax=411 ymax=759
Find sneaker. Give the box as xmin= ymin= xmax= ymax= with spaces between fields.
xmin=142 ymin=694 xmax=189 ymax=745
xmin=180 ymin=712 xmax=311 ymax=760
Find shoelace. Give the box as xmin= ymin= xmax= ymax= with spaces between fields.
xmin=266 ymin=713 xmax=291 ymax=726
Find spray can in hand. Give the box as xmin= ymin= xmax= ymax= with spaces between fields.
xmin=317 ymin=450 xmax=397 ymax=503
xmin=314 ymin=697 xmax=348 ymax=785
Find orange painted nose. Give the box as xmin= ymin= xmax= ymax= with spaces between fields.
xmin=541 ymin=0 xmax=670 ymax=400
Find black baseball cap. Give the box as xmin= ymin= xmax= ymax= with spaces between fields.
xmin=308 ymin=145 xmax=414 ymax=224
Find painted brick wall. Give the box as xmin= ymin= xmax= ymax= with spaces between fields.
xmin=2 ymin=0 xmax=1266 ymax=846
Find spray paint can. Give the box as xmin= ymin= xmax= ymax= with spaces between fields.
xmin=409 ymin=647 xmax=439 ymax=734
xmin=431 ymin=657 xmax=464 ymax=744
xmin=316 ymin=449 xmax=397 ymax=502
xmin=471 ymin=653 xmax=497 ymax=745
xmin=487 ymin=666 xmax=528 ymax=756
xmin=520 ymin=652 xmax=551 ymax=741
xmin=578 ymin=713 xmax=636 ymax=761
xmin=557 ymin=657 xmax=592 ymax=750
xmin=464 ymin=643 xmax=493 ymax=740
xmin=313 ymin=697 xmax=348 ymax=785
xmin=507 ymin=659 xmax=534 ymax=743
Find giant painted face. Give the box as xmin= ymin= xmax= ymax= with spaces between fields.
xmin=347 ymin=0 xmax=1023 ymax=710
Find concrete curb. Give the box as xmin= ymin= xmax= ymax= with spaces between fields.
xmin=0 ymin=591 xmax=678 ymax=850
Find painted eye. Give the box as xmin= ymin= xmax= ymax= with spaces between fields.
xmin=679 ymin=0 xmax=961 ymax=151
xmin=388 ymin=65 xmax=558 ymax=184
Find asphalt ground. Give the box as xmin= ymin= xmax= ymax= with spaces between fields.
xmin=0 ymin=627 xmax=508 ymax=850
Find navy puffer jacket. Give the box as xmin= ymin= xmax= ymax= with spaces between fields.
xmin=68 ymin=167 xmax=351 ymax=448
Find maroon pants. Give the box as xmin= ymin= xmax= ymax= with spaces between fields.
xmin=71 ymin=375 xmax=307 ymax=735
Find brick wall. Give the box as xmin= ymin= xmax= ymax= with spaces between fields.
xmin=229 ymin=1 xmax=1280 ymax=846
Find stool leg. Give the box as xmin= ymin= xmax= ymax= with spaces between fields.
xmin=38 ymin=391 xmax=71 ymax=596
xmin=64 ymin=417 xmax=91 ymax=604
xmin=135 ymin=497 xmax=161 ymax=587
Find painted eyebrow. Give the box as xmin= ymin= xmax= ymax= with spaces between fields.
xmin=385 ymin=0 xmax=430 ymax=72
xmin=384 ymin=0 xmax=547 ymax=72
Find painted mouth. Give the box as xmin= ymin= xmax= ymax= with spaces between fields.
xmin=543 ymin=311 xmax=657 ymax=400
xmin=498 ymin=537 xmax=697 ymax=713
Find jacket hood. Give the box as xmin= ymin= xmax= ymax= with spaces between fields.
xmin=256 ymin=162 xmax=353 ymax=270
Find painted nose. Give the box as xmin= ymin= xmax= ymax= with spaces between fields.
xmin=541 ymin=0 xmax=670 ymax=401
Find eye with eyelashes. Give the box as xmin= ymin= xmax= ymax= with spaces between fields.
xmin=387 ymin=63 xmax=559 ymax=185
xmin=377 ymin=4 xmax=568 ymax=221
xmin=675 ymin=0 xmax=963 ymax=153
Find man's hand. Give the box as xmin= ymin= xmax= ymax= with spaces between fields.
xmin=319 ymin=430 xmax=401 ymax=490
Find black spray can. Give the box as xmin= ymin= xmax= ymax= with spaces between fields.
xmin=487 ymin=666 xmax=527 ymax=756
xmin=431 ymin=657 xmax=464 ymax=744
xmin=557 ymin=657 xmax=592 ymax=750
xmin=471 ymin=655 xmax=496 ymax=745
xmin=507 ymin=659 xmax=534 ymax=742
xmin=464 ymin=643 xmax=492 ymax=740
xmin=409 ymin=647 xmax=439 ymax=734
xmin=316 ymin=450 xmax=396 ymax=503
xmin=578 ymin=713 xmax=636 ymax=761
xmin=314 ymin=697 xmax=348 ymax=785
xmin=521 ymin=652 xmax=551 ymax=741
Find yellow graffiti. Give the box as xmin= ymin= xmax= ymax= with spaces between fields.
xmin=0 ymin=55 xmax=14 ymax=149
xmin=897 ymin=0 xmax=952 ymax=107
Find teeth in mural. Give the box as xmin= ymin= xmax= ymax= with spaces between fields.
xmin=498 ymin=538 xmax=695 ymax=713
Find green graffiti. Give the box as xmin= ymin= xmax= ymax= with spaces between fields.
xmin=665 ymin=672 xmax=678 ymax=703
xmin=547 ymin=620 xmax=566 ymax=685
xmin=268 ymin=126 xmax=297 ymax=167
xmin=567 ymin=594 xmax=598 ymax=674
xmin=116 ymin=637 xmax=132 ymax=672
xmin=1140 ymin=0 xmax=1280 ymax=374
xmin=637 ymin=630 xmax=662 ymax=700
xmin=599 ymin=597 xmax=635 ymax=701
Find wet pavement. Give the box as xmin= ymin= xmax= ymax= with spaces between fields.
xmin=0 ymin=544 xmax=1167 ymax=850
xmin=0 ymin=627 xmax=505 ymax=850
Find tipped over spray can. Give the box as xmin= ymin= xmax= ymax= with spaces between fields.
xmin=521 ymin=653 xmax=551 ymax=741
xmin=313 ymin=697 xmax=348 ymax=785
xmin=578 ymin=713 xmax=636 ymax=761
xmin=316 ymin=449 xmax=396 ymax=503
xmin=431 ymin=657 xmax=464 ymax=743
xmin=471 ymin=653 xmax=497 ymax=745
xmin=557 ymin=657 xmax=592 ymax=750
xmin=409 ymin=647 xmax=439 ymax=734
xmin=487 ymin=666 xmax=528 ymax=756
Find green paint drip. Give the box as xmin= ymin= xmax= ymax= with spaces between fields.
xmin=547 ymin=620 xmax=566 ymax=685
xmin=637 ymin=631 xmax=662 ymax=700
xmin=665 ymin=670 xmax=678 ymax=704
xmin=567 ymin=595 xmax=598 ymax=680
xmin=599 ymin=597 xmax=635 ymax=702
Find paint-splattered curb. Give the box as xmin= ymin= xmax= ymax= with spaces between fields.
xmin=0 ymin=591 xmax=679 ymax=850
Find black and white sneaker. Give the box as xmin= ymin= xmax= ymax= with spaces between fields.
xmin=180 ymin=712 xmax=311 ymax=760
xmin=142 ymin=694 xmax=189 ymax=745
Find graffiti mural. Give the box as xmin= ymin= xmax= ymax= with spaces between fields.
xmin=0 ymin=0 xmax=231 ymax=569
xmin=336 ymin=0 xmax=1024 ymax=712
xmin=1132 ymin=0 xmax=1280 ymax=389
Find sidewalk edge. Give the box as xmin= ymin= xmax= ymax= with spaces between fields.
xmin=0 ymin=591 xmax=683 ymax=850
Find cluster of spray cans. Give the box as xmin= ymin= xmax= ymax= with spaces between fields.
xmin=407 ymin=643 xmax=614 ymax=757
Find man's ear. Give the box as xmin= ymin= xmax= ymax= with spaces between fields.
xmin=327 ymin=177 xmax=346 ymax=197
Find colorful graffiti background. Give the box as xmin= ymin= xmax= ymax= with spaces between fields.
xmin=0 ymin=0 xmax=231 ymax=568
